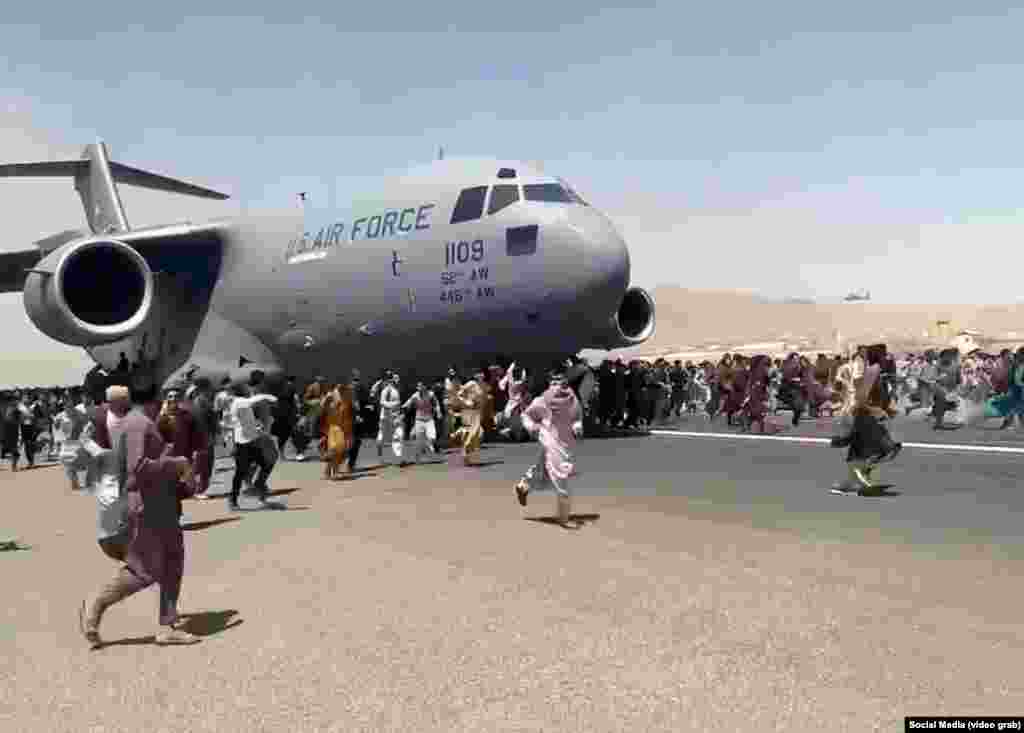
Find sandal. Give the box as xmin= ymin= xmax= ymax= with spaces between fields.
xmin=79 ymin=600 xmax=101 ymax=649
xmin=515 ymin=480 xmax=529 ymax=507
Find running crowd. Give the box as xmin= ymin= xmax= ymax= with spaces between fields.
xmin=625 ymin=346 xmax=1024 ymax=431
xmin=4 ymin=346 xmax=1024 ymax=477
xmin=3 ymin=346 xmax=1022 ymax=647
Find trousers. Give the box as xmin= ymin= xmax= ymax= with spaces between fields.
xmin=87 ymin=529 xmax=184 ymax=629
xmin=232 ymin=442 xmax=270 ymax=503
xmin=377 ymin=414 xmax=404 ymax=458
xmin=409 ymin=418 xmax=436 ymax=461
xmin=517 ymin=446 xmax=573 ymax=522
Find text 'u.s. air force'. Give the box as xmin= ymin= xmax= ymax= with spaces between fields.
xmin=286 ymin=203 xmax=435 ymax=263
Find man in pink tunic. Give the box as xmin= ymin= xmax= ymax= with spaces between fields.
xmin=514 ymin=368 xmax=584 ymax=527
xmin=80 ymin=381 xmax=199 ymax=647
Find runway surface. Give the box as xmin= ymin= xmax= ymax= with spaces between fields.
xmin=487 ymin=413 xmax=1024 ymax=554
xmin=1 ymin=416 xmax=1021 ymax=731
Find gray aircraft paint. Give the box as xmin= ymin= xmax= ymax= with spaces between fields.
xmin=0 ymin=144 xmax=655 ymax=389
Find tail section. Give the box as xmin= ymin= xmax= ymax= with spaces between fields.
xmin=76 ymin=141 xmax=128 ymax=233
xmin=0 ymin=140 xmax=229 ymax=235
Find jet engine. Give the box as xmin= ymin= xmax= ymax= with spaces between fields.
xmin=23 ymin=238 xmax=154 ymax=347
xmin=589 ymin=286 xmax=656 ymax=349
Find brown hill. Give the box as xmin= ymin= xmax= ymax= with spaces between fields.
xmin=610 ymin=287 xmax=1024 ymax=358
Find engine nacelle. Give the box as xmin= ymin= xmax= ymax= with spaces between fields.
xmin=589 ymin=286 xmax=657 ymax=350
xmin=23 ymin=238 xmax=154 ymax=347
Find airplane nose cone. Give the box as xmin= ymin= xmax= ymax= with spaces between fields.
xmin=566 ymin=208 xmax=630 ymax=305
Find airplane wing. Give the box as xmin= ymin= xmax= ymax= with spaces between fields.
xmin=0 ymin=249 xmax=45 ymax=292
xmin=0 ymin=220 xmax=230 ymax=293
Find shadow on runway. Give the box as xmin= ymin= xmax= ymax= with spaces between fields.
xmin=524 ymin=513 xmax=601 ymax=529
xmin=180 ymin=517 xmax=242 ymax=532
xmin=456 ymin=459 xmax=505 ymax=469
xmin=864 ymin=488 xmax=903 ymax=498
xmin=225 ymin=500 xmax=296 ymax=512
xmin=831 ymin=484 xmax=903 ymax=498
xmin=334 ymin=471 xmax=379 ymax=481
xmin=97 ymin=610 xmax=243 ymax=648
xmin=179 ymin=609 xmax=243 ymax=637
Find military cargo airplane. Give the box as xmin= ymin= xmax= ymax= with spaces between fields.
xmin=0 ymin=142 xmax=654 ymax=390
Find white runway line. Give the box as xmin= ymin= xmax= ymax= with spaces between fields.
xmin=649 ymin=430 xmax=1024 ymax=455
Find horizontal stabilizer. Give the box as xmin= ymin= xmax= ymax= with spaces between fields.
xmin=108 ymin=161 xmax=229 ymax=200
xmin=0 ymin=159 xmax=229 ymax=200
xmin=0 ymin=141 xmax=230 ymax=235
xmin=0 ymin=249 xmax=42 ymax=292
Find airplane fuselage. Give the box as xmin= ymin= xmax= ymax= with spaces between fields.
xmin=180 ymin=159 xmax=642 ymax=385
xmin=3 ymin=149 xmax=654 ymax=390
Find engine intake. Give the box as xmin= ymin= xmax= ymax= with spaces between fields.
xmin=587 ymin=286 xmax=656 ymax=349
xmin=23 ymin=238 xmax=154 ymax=347
xmin=616 ymin=287 xmax=656 ymax=343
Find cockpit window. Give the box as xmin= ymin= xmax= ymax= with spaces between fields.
xmin=487 ymin=184 xmax=519 ymax=215
xmin=450 ymin=186 xmax=487 ymax=224
xmin=523 ymin=183 xmax=578 ymax=204
xmin=506 ymin=224 xmax=538 ymax=256
xmin=557 ymin=178 xmax=589 ymax=206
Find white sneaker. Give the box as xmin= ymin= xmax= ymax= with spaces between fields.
xmin=155 ymin=627 xmax=199 ymax=645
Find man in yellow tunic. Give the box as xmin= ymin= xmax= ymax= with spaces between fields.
xmin=443 ymin=370 xmax=463 ymax=448
xmin=320 ymin=382 xmax=354 ymax=480
xmin=303 ymin=376 xmax=327 ymax=461
xmin=452 ymin=370 xmax=485 ymax=465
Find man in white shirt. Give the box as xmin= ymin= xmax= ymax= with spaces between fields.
xmin=227 ymin=381 xmax=277 ymax=511
xmin=80 ymin=385 xmax=133 ymax=561
xmin=213 ymin=377 xmax=235 ymax=450
xmin=247 ymin=371 xmax=278 ymax=490
xmin=376 ymin=373 xmax=405 ymax=465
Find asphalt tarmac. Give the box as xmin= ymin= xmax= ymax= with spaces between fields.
xmin=458 ymin=412 xmax=1024 ymax=555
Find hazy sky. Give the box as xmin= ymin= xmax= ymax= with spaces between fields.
xmin=3 ymin=2 xmax=1024 ymax=385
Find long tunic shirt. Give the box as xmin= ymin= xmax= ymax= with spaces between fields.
xmin=454 ymin=380 xmax=484 ymax=455
xmin=520 ymin=387 xmax=583 ymax=490
xmin=499 ymin=367 xmax=529 ymax=418
xmin=321 ymin=388 xmax=354 ymax=464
